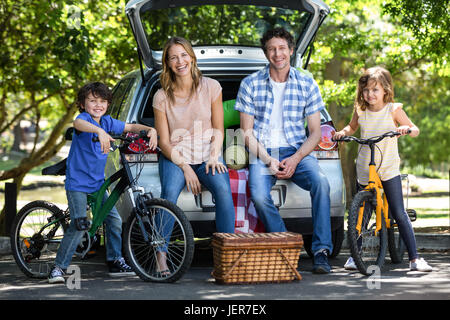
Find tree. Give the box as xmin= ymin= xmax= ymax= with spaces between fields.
xmin=0 ymin=0 xmax=136 ymax=234
xmin=309 ymin=0 xmax=449 ymax=200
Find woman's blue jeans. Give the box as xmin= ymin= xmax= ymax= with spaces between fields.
xmin=248 ymin=147 xmax=333 ymax=254
xmin=158 ymin=154 xmax=235 ymax=243
xmin=54 ymin=190 xmax=123 ymax=270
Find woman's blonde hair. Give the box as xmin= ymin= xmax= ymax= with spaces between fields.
xmin=355 ymin=66 xmax=394 ymax=111
xmin=160 ymin=36 xmax=202 ymax=105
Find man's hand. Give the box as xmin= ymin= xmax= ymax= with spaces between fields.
xmin=276 ymin=155 xmax=300 ymax=179
xmin=268 ymin=157 xmax=281 ymax=176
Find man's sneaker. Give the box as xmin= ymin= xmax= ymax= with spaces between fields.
xmin=344 ymin=257 xmax=357 ymax=270
xmin=108 ymin=257 xmax=136 ymax=276
xmin=48 ymin=265 xmax=65 ymax=284
xmin=312 ymin=249 xmax=331 ymax=274
xmin=410 ymin=257 xmax=433 ymax=272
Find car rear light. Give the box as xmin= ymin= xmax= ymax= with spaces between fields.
xmin=314 ymin=122 xmax=339 ymax=159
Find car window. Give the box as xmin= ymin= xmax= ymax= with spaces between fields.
xmin=117 ymin=78 xmax=140 ymax=122
xmin=141 ymin=5 xmax=311 ymax=51
xmin=108 ymin=78 xmax=135 ymax=119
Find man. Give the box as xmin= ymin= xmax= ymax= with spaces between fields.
xmin=234 ymin=27 xmax=332 ymax=274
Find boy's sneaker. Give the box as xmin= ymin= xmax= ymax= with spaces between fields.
xmin=312 ymin=249 xmax=331 ymax=274
xmin=344 ymin=257 xmax=358 ymax=270
xmin=48 ymin=265 xmax=65 ymax=284
xmin=108 ymin=257 xmax=136 ymax=276
xmin=410 ymin=258 xmax=433 ymax=272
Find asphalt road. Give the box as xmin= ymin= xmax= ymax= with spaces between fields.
xmin=1 ymin=248 xmax=449 ymax=303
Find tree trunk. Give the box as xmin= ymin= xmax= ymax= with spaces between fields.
xmin=324 ymin=56 xmax=357 ymax=209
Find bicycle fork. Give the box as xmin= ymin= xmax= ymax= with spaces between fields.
xmin=356 ymin=166 xmax=391 ymax=236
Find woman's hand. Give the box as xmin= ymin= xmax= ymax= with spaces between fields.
xmin=181 ymin=164 xmax=202 ymax=195
xmin=147 ymin=128 xmax=158 ymax=150
xmin=205 ymin=157 xmax=228 ymax=176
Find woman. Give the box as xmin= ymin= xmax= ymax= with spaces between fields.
xmin=153 ymin=37 xmax=235 ymax=274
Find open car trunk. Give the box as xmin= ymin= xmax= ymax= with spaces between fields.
xmin=125 ymin=0 xmax=330 ymax=72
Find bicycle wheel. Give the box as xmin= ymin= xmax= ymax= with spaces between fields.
xmin=387 ymin=215 xmax=406 ymax=263
xmin=124 ymin=197 xmax=194 ymax=283
xmin=10 ymin=201 xmax=68 ymax=278
xmin=348 ymin=191 xmax=387 ymax=276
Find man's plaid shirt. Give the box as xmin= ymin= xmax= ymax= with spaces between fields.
xmin=235 ymin=65 xmax=325 ymax=149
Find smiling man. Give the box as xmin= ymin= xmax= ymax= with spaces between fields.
xmin=235 ymin=27 xmax=333 ymax=274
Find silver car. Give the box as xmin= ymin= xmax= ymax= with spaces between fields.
xmin=105 ymin=0 xmax=346 ymax=257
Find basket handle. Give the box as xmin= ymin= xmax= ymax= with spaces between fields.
xmin=211 ymin=250 xmax=248 ymax=280
xmin=279 ymin=249 xmax=302 ymax=280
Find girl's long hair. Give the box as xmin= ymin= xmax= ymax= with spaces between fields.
xmin=160 ymin=36 xmax=202 ymax=105
xmin=355 ymin=66 xmax=394 ymax=111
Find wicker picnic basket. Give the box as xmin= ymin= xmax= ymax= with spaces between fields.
xmin=211 ymin=232 xmax=303 ymax=284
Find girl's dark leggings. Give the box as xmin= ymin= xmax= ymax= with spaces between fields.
xmin=357 ymin=175 xmax=418 ymax=261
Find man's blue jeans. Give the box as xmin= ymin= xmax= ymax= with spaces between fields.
xmin=248 ymin=147 xmax=333 ymax=254
xmin=54 ymin=190 xmax=123 ymax=270
xmin=158 ymin=154 xmax=235 ymax=234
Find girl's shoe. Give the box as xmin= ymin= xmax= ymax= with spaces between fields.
xmin=344 ymin=257 xmax=357 ymax=270
xmin=410 ymin=258 xmax=433 ymax=272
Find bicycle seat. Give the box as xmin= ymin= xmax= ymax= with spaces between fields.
xmin=42 ymin=158 xmax=67 ymax=176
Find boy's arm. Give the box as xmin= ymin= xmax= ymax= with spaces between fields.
xmin=124 ymin=123 xmax=158 ymax=150
xmin=74 ymin=118 xmax=113 ymax=154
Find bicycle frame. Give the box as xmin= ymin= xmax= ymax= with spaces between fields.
xmin=87 ymin=151 xmax=143 ymax=238
xmin=356 ymin=143 xmax=391 ymax=237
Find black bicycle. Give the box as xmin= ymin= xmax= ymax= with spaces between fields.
xmin=10 ymin=130 xmax=194 ymax=282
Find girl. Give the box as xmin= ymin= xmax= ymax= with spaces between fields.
xmin=334 ymin=66 xmax=432 ymax=272
xmin=153 ymin=37 xmax=235 ymax=274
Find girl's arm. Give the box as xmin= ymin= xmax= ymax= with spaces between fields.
xmin=393 ymin=105 xmax=419 ymax=137
xmin=124 ymin=123 xmax=157 ymax=150
xmin=333 ymin=109 xmax=359 ymax=139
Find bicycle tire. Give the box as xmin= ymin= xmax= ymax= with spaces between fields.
xmin=387 ymin=218 xmax=406 ymax=264
xmin=124 ymin=197 xmax=194 ymax=283
xmin=348 ymin=191 xmax=387 ymax=276
xmin=10 ymin=201 xmax=68 ymax=278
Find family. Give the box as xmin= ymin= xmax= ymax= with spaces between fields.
xmin=48 ymin=27 xmax=432 ymax=284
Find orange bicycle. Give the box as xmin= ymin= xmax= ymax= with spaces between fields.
xmin=335 ymin=130 xmax=414 ymax=275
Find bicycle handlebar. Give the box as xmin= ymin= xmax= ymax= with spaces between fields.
xmin=92 ymin=130 xmax=149 ymax=143
xmin=332 ymin=129 xmax=410 ymax=145
xmin=92 ymin=130 xmax=160 ymax=152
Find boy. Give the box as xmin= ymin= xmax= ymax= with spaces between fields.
xmin=48 ymin=82 xmax=157 ymax=283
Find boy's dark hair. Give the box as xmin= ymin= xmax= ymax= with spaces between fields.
xmin=260 ymin=27 xmax=295 ymax=52
xmin=77 ymin=82 xmax=112 ymax=112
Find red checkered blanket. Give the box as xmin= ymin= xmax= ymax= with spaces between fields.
xmin=228 ymin=168 xmax=265 ymax=233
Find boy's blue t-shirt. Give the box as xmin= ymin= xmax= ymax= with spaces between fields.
xmin=65 ymin=112 xmax=125 ymax=193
